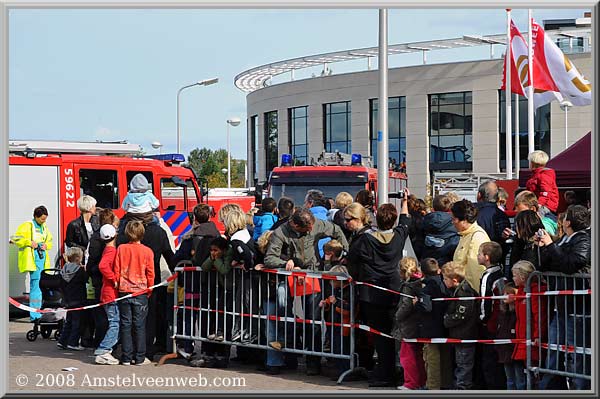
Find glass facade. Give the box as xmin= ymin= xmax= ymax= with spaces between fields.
xmin=288 ymin=106 xmax=308 ymax=165
xmin=250 ymin=115 xmax=258 ymax=183
xmin=324 ymin=101 xmax=351 ymax=154
xmin=555 ymin=37 xmax=586 ymax=54
xmin=499 ymin=91 xmax=551 ymax=171
xmin=369 ymin=97 xmax=406 ymax=170
xmin=264 ymin=111 xmax=278 ymax=177
xmin=429 ymin=92 xmax=473 ymax=171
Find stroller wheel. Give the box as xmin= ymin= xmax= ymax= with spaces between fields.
xmin=54 ymin=330 xmax=61 ymax=340
xmin=41 ymin=327 xmax=52 ymax=339
xmin=26 ymin=330 xmax=37 ymax=342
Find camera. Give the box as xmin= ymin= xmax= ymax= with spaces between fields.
xmin=505 ymin=228 xmax=517 ymax=244
xmin=388 ymin=191 xmax=406 ymax=199
xmin=536 ymin=228 xmax=545 ymax=239
xmin=35 ymin=246 xmax=44 ymax=258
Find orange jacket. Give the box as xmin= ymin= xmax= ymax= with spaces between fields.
xmin=114 ymin=242 xmax=155 ymax=294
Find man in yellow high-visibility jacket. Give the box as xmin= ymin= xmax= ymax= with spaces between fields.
xmin=12 ymin=205 xmax=53 ymax=321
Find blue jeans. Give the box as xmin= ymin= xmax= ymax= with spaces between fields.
xmin=95 ymin=303 xmax=120 ymax=355
xmin=264 ymin=282 xmax=288 ymax=367
xmin=118 ymin=294 xmax=149 ymax=364
xmin=59 ymin=312 xmax=82 ymax=347
xmin=504 ymin=361 xmax=527 ymax=390
xmin=539 ymin=311 xmax=591 ymax=390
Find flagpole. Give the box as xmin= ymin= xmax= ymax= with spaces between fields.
xmin=527 ymin=9 xmax=535 ymax=155
xmin=515 ymin=93 xmax=520 ymax=178
xmin=505 ymin=9 xmax=513 ymax=179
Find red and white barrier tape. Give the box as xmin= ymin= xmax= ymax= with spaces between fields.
xmin=9 ymin=273 xmax=178 ymax=314
xmin=539 ymin=342 xmax=592 ymax=355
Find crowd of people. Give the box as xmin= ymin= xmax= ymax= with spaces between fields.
xmin=12 ymin=151 xmax=591 ymax=390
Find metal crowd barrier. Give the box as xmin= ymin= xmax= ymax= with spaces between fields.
xmin=163 ymin=264 xmax=358 ymax=384
xmin=525 ymin=271 xmax=592 ymax=390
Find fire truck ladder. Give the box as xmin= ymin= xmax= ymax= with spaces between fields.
xmin=8 ymin=140 xmax=143 ymax=156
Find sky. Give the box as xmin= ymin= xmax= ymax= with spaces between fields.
xmin=9 ymin=7 xmax=590 ymax=160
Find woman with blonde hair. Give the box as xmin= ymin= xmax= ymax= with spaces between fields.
xmin=223 ymin=209 xmax=258 ymax=344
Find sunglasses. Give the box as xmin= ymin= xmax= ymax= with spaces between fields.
xmin=344 ymin=217 xmax=355 ymax=222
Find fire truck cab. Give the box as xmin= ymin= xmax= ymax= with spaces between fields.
xmin=267 ymin=152 xmax=408 ymax=207
xmin=8 ymin=140 xmax=202 ymax=302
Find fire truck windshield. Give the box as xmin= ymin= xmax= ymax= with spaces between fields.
xmin=270 ymin=183 xmax=366 ymax=206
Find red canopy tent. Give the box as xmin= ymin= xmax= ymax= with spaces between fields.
xmin=519 ymin=132 xmax=591 ymax=189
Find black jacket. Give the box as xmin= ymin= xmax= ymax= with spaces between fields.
xmin=173 ymin=222 xmax=221 ymax=293
xmin=85 ymin=231 xmax=106 ymax=298
xmin=407 ymin=212 xmax=426 ymax=260
xmin=65 ymin=214 xmax=100 ymax=262
xmin=539 ymin=228 xmax=591 ymax=314
xmin=444 ymin=279 xmax=480 ymax=339
xmin=391 ymin=276 xmax=425 ymax=340
xmin=476 ymin=202 xmax=510 ymax=255
xmin=421 ymin=211 xmax=460 ymax=266
xmin=60 ymin=265 xmax=87 ymax=308
xmin=416 ymin=274 xmax=449 ymax=338
xmin=347 ymin=215 xmax=409 ymax=306
xmin=479 ymin=265 xmax=505 ymax=332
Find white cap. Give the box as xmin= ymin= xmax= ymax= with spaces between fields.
xmin=99 ymin=224 xmax=116 ymax=241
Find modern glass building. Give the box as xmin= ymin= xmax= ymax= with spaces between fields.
xmin=237 ymin=16 xmax=592 ymax=198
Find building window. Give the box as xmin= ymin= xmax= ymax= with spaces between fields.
xmin=499 ymin=91 xmax=551 ymax=171
xmin=429 ymin=92 xmax=473 ymax=171
xmin=288 ymin=106 xmax=308 ymax=166
xmin=264 ymin=111 xmax=278 ymax=177
xmin=555 ymin=37 xmax=585 ymax=54
xmin=369 ymin=97 xmax=406 ymax=170
xmin=249 ymin=115 xmax=258 ymax=183
xmin=324 ymin=101 xmax=351 ymax=154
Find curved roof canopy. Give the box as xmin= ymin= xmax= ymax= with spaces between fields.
xmin=235 ymin=28 xmax=591 ymax=93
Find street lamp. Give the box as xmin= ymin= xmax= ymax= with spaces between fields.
xmin=226 ymin=117 xmax=241 ymax=188
xmin=151 ymin=141 xmax=163 ymax=154
xmin=176 ymin=77 xmax=219 ymax=153
xmin=560 ymin=100 xmax=573 ymax=150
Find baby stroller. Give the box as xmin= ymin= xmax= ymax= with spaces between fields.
xmin=26 ymin=268 xmax=65 ymax=342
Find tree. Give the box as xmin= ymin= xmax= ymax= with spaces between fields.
xmin=186 ymin=147 xmax=247 ymax=188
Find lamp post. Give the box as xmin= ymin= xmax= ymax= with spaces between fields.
xmin=176 ymin=77 xmax=219 ymax=153
xmin=560 ymin=100 xmax=573 ymax=150
xmin=226 ymin=117 xmax=241 ymax=188
xmin=151 ymin=141 xmax=163 ymax=155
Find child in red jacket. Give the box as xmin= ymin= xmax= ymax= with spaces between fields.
xmin=94 ymin=223 xmax=120 ymax=365
xmin=511 ymin=260 xmax=547 ymax=389
xmin=526 ymin=150 xmax=559 ymax=216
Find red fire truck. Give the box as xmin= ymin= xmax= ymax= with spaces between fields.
xmin=8 ymin=140 xmax=206 ymax=302
xmin=267 ymin=152 xmax=408 ymax=207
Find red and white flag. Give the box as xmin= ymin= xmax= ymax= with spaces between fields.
xmin=531 ymin=20 xmax=592 ymax=108
xmin=501 ymin=19 xmax=528 ymax=96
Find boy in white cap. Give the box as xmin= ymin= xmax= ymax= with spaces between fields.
xmin=94 ymin=224 xmax=120 ymax=365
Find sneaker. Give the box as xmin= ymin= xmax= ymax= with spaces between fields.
xmin=269 ymin=341 xmax=283 ymax=351
xmin=231 ymin=330 xmax=242 ymax=342
xmin=135 ymin=357 xmax=152 ymax=366
xmin=207 ymin=333 xmax=217 ymax=341
xmin=121 ymin=361 xmax=131 ymax=366
xmin=67 ymin=345 xmax=85 ymax=351
xmin=56 ymin=342 xmax=66 ymax=350
xmin=177 ymin=347 xmax=192 ymax=360
xmin=397 ymin=385 xmax=411 ymax=390
xmin=214 ymin=331 xmax=224 ymax=342
xmin=95 ymin=352 xmax=120 ymax=365
xmin=190 ymin=358 xmax=206 ymax=368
